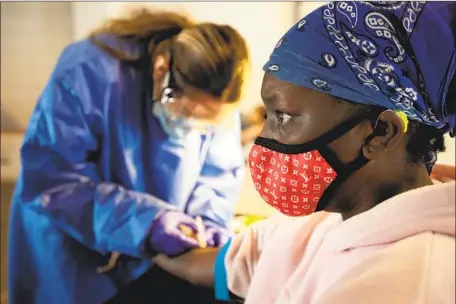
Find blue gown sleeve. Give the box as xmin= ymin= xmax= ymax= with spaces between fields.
xmin=18 ymin=76 xmax=177 ymax=258
xmin=185 ymin=115 xmax=244 ymax=228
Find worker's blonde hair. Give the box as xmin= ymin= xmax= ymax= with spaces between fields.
xmin=90 ymin=9 xmax=249 ymax=104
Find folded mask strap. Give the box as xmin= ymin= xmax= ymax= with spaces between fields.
xmin=315 ymin=148 xmax=370 ymax=212
xmin=314 ymin=111 xmax=386 ymax=211
xmin=314 ymin=112 xmax=387 ymax=212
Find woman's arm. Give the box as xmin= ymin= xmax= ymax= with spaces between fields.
xmin=154 ymin=247 xmax=220 ymax=287
xmin=154 ymin=215 xmax=287 ymax=300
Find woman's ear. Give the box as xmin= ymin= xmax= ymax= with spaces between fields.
xmin=151 ymin=55 xmax=170 ymax=100
xmin=363 ymin=110 xmax=406 ymax=160
xmin=152 ymin=55 xmax=169 ymax=82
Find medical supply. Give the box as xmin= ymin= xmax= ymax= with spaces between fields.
xmin=149 ymin=211 xmax=200 ymax=256
xmin=179 ymin=216 xmax=207 ymax=248
xmin=97 ymin=251 xmax=121 ymax=274
xmin=195 ymin=216 xmax=207 ymax=249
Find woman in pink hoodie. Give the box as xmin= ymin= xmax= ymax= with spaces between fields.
xmin=155 ymin=2 xmax=456 ymax=303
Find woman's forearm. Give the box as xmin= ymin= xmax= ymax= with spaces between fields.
xmin=187 ymin=247 xmax=220 ymax=287
xmin=154 ymin=247 xmax=220 ymax=288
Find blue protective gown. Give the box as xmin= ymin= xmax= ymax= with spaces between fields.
xmin=7 ymin=37 xmax=244 ymax=304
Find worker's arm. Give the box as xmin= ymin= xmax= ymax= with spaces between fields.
xmin=18 ymin=76 xmax=182 ymax=258
xmin=185 ymin=115 xmax=244 ymax=232
xmin=155 ymin=215 xmax=286 ymax=301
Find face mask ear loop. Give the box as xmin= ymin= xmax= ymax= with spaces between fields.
xmin=365 ymin=110 xmax=409 ymax=147
xmin=160 ymin=41 xmax=176 ymax=105
xmin=160 ymin=72 xmax=173 ymax=105
xmin=373 ymin=109 xmax=393 ymax=129
xmin=373 ymin=109 xmax=408 ymax=133
xmin=162 ymin=72 xmax=170 ymax=90
xmin=363 ymin=109 xmax=390 ymax=145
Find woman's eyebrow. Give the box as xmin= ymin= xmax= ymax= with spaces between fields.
xmin=261 ymin=91 xmax=278 ymax=105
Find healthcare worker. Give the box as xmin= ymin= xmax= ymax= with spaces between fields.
xmin=154 ymin=2 xmax=456 ymax=303
xmin=7 ymin=9 xmax=249 ymax=304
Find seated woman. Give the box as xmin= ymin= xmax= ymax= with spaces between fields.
xmin=154 ymin=2 xmax=456 ymax=303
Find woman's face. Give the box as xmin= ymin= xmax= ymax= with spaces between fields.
xmin=165 ymin=89 xmax=231 ymax=126
xmin=258 ymin=72 xmax=412 ymax=217
xmin=259 ymin=72 xmax=369 ymax=164
xmin=152 ymin=55 xmax=234 ymax=128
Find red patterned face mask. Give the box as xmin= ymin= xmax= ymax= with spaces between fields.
xmin=249 ymin=147 xmax=337 ymax=216
xmin=249 ymin=109 xmax=385 ymax=216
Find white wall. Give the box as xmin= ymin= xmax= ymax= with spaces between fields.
xmin=1 ymin=2 xmax=317 ymax=126
xmin=298 ymin=1 xmax=326 ymax=18
xmin=1 ymin=2 xmax=73 ymax=129
xmin=2 ymin=2 xmax=295 ymax=134
xmin=71 ymin=3 xmax=110 ymax=41
xmin=440 ymin=135 xmax=455 ymax=165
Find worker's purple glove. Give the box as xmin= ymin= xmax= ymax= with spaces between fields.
xmin=148 ymin=211 xmax=199 ymax=257
xmin=204 ymin=221 xmax=231 ymax=247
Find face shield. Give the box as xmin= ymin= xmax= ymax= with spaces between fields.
xmin=152 ymin=56 xmax=234 ymax=139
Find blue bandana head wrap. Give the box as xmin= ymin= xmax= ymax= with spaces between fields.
xmin=264 ymin=1 xmax=456 ymax=136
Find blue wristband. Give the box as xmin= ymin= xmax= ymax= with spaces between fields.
xmin=214 ymin=238 xmax=232 ymax=301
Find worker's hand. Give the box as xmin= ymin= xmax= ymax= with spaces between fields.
xmin=154 ymin=247 xmax=220 ymax=287
xmin=431 ymin=164 xmax=455 ymax=183
xmin=148 ymin=211 xmax=199 ymax=257
xmin=204 ymin=221 xmax=231 ymax=247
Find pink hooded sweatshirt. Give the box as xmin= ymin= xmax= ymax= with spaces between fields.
xmin=215 ymin=182 xmax=455 ymax=303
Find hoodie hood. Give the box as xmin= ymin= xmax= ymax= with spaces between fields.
xmin=325 ymin=182 xmax=455 ymax=252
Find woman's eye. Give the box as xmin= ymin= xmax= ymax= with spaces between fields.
xmin=276 ymin=111 xmax=292 ymax=125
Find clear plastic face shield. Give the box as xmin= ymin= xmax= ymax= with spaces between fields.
xmin=152 ymin=57 xmax=234 ymax=138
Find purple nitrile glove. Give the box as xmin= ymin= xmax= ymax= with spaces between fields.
xmin=148 ymin=211 xmax=199 ymax=257
xmin=204 ymin=221 xmax=231 ymax=247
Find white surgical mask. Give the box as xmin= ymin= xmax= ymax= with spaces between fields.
xmin=152 ymin=71 xmax=220 ymax=139
xmin=152 ymin=101 xmax=196 ymax=139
